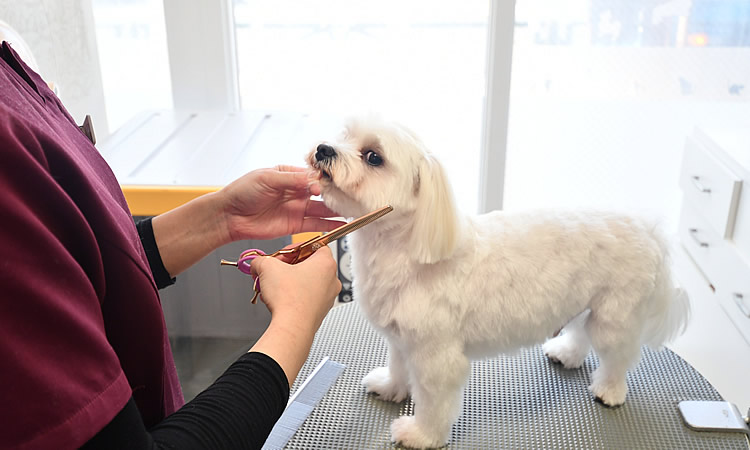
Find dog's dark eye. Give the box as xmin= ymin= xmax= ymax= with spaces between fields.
xmin=364 ymin=150 xmax=383 ymax=166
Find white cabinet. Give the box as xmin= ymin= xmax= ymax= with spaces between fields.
xmin=679 ymin=137 xmax=742 ymax=238
xmin=679 ymin=126 xmax=750 ymax=346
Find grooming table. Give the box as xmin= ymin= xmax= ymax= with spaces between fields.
xmin=284 ymin=302 xmax=749 ymax=449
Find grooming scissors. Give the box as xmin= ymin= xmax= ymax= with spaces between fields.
xmin=220 ymin=205 xmax=393 ymax=303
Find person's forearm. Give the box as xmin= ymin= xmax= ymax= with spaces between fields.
xmin=249 ymin=317 xmax=319 ymax=388
xmin=151 ymin=192 xmax=232 ymax=277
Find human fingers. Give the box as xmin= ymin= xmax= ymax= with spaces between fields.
xmin=248 ymin=253 xmax=270 ymax=281
xmin=250 ymin=246 xmax=340 ymax=326
xmin=249 ymin=243 xmax=339 ymax=280
xmin=275 ymin=243 xmax=303 ymax=265
xmin=247 ymin=243 xmax=325 ymax=277
xmin=297 ymin=246 xmax=342 ymax=302
xmin=263 ymin=170 xmax=311 ymax=194
xmin=307 ymin=181 xmax=322 ymax=197
xmin=274 ymin=165 xmax=308 ymax=173
xmin=246 ymin=244 xmax=303 ymax=279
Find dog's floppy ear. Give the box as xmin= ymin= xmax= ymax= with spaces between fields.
xmin=410 ymin=155 xmax=460 ymax=264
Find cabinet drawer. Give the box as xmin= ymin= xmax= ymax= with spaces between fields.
xmin=716 ymin=245 xmax=750 ymax=346
xmin=679 ymin=137 xmax=742 ymax=238
xmin=731 ymin=180 xmax=750 ymax=264
xmin=679 ymin=201 xmax=726 ymax=286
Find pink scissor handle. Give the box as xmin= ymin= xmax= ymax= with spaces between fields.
xmin=236 ymin=249 xmax=265 ymax=303
xmin=237 ymin=249 xmax=266 ymax=274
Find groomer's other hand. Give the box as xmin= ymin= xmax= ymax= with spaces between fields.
xmin=219 ymin=166 xmax=346 ymax=241
xmin=248 ymin=245 xmax=341 ymax=386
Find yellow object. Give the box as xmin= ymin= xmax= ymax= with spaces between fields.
xmin=121 ymin=185 xmax=221 ymax=217
xmin=121 ymin=184 xmax=323 ymax=245
xmin=292 ymin=232 xmax=322 ymax=244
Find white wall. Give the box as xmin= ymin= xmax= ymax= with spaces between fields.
xmin=0 ymin=0 xmax=109 ymax=137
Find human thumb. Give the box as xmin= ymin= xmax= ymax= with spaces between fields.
xmin=249 ymin=254 xmax=275 ymax=280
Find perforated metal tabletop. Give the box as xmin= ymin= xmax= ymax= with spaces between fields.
xmin=285 ymin=302 xmax=749 ymax=449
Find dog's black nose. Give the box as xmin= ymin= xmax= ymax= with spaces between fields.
xmin=316 ymin=143 xmax=336 ymax=161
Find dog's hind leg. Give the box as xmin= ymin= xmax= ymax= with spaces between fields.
xmin=390 ymin=344 xmax=470 ymax=449
xmin=588 ymin=343 xmax=640 ymax=407
xmin=362 ymin=340 xmax=410 ymax=403
xmin=585 ymin=308 xmax=642 ymax=407
xmin=542 ymin=310 xmax=591 ymax=369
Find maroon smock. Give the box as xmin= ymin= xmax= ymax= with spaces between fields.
xmin=0 ymin=42 xmax=183 ymax=448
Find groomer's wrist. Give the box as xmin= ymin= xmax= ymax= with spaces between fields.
xmin=213 ymin=188 xmax=251 ymax=245
xmin=267 ymin=310 xmax=322 ymax=346
xmin=151 ymin=191 xmax=233 ymax=276
xmin=203 ymin=190 xmax=234 ymax=247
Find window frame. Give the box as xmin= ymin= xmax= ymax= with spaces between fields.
xmin=163 ymin=0 xmax=240 ymax=111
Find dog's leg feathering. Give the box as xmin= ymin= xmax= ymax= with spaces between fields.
xmin=391 ymin=346 xmax=469 ymax=449
xmin=585 ymin=309 xmax=642 ymax=407
xmin=362 ymin=343 xmax=410 ymax=403
xmin=588 ymin=345 xmax=639 ymax=407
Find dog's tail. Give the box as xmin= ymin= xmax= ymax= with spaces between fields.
xmin=641 ymin=236 xmax=691 ymax=349
xmin=642 ymin=286 xmax=690 ymax=348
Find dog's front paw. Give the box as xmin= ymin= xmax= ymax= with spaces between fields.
xmin=362 ymin=367 xmax=409 ymax=403
xmin=391 ymin=416 xmax=446 ymax=449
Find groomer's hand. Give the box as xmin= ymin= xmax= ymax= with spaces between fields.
xmin=248 ymin=246 xmax=341 ymax=386
xmin=252 ymin=245 xmax=340 ymax=328
xmin=219 ymin=166 xmax=346 ymax=241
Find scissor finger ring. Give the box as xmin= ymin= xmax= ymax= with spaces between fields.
xmin=224 ymin=248 xmax=266 ymax=303
xmin=237 ymin=249 xmax=266 ymax=275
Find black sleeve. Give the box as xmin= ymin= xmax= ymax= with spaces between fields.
xmin=135 ymin=217 xmax=176 ymax=289
xmin=82 ymin=352 xmax=290 ymax=450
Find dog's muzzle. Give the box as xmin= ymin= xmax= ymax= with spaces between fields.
xmin=314 ymin=143 xmax=336 ymax=180
xmin=315 ymin=143 xmax=337 ymax=161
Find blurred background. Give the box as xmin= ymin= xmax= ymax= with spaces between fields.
xmin=87 ymin=0 xmax=750 ymax=223
xmin=3 ymin=0 xmax=749 ymax=403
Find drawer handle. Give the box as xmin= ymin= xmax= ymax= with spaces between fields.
xmin=688 ymin=228 xmax=709 ymax=248
xmin=691 ymin=176 xmax=711 ymax=194
xmin=734 ymin=293 xmax=750 ymax=318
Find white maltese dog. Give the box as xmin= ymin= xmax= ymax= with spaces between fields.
xmin=306 ymin=115 xmax=690 ymax=449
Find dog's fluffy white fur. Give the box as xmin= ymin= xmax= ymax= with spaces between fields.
xmin=306 ymin=115 xmax=690 ymax=449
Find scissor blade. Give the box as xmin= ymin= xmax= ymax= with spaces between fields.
xmin=290 ymin=205 xmax=393 ymax=263
xmin=320 ymin=205 xmax=393 ymax=244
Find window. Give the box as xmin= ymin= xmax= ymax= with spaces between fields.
xmin=232 ymin=0 xmax=490 ymax=213
xmin=505 ymin=0 xmax=750 ymax=228
xmin=91 ymin=0 xmax=172 ymax=133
